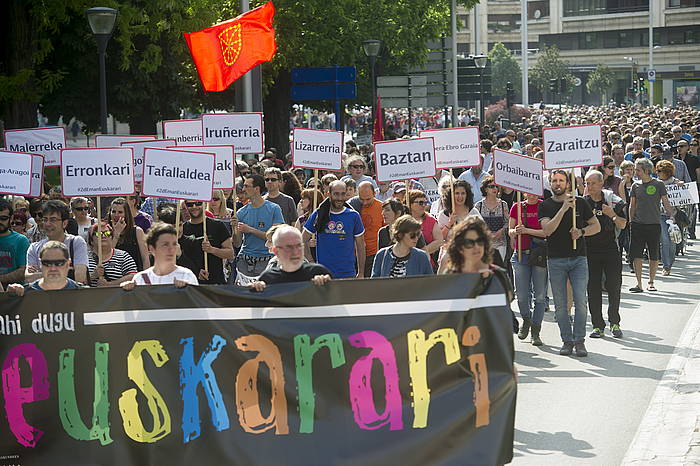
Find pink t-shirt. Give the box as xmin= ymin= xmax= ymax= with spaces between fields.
xmin=509 ymin=200 xmax=542 ymax=251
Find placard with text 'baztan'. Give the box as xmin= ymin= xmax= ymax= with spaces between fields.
xmin=373 ymin=137 xmax=436 ymax=183
xmin=291 ymin=128 xmax=343 ymax=171
xmin=30 ymin=154 xmax=45 ymax=198
xmin=419 ymin=126 xmax=481 ymax=169
xmin=493 ymin=149 xmax=544 ymax=197
xmin=542 ymin=124 xmax=603 ymax=170
xmin=60 ymin=148 xmax=135 ymax=197
xmin=141 ymin=148 xmax=215 ymax=202
xmin=202 ymin=113 xmax=263 ymax=154
xmin=120 ymin=139 xmax=176 ymax=182
xmin=162 ymin=119 xmax=204 ymax=146
xmin=94 ymin=134 xmax=156 ymax=148
xmin=0 ymin=151 xmax=32 ymax=196
xmin=169 ymin=145 xmax=234 ymax=189
xmin=3 ymin=127 xmax=66 ymax=166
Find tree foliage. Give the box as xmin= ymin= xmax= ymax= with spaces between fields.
xmin=529 ymin=45 xmax=575 ymax=95
xmin=586 ymin=64 xmax=615 ymax=104
xmin=487 ymin=42 xmax=521 ymax=98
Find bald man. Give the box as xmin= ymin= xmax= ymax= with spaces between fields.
xmin=349 ymin=181 xmax=385 ymax=277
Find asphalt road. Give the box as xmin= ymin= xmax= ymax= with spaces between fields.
xmin=512 ymin=238 xmax=700 ymax=465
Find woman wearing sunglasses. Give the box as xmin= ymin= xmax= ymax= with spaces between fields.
xmin=474 ymin=175 xmax=509 ymax=260
xmin=86 ymin=222 xmax=137 ymax=287
xmin=10 ymin=212 xmax=29 ymax=238
xmin=690 ymin=139 xmax=700 ymax=157
xmin=440 ymin=217 xmax=495 ymax=276
xmin=371 ymin=215 xmax=433 ymax=278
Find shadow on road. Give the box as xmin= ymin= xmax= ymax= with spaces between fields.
xmin=513 ymin=428 xmax=595 ymax=458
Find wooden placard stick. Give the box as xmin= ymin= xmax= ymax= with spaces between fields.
xmin=571 ymin=168 xmax=577 ymax=249
xmin=96 ymin=196 xmax=103 ymax=266
xmin=313 ymin=168 xmax=319 ymax=211
xmin=203 ymin=210 xmax=209 ymax=273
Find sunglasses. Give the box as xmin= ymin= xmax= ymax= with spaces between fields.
xmin=486 ymin=185 xmax=497 ymax=189
xmin=10 ymin=221 xmax=24 ymax=226
xmin=94 ymin=230 xmax=113 ymax=238
xmin=413 ymin=200 xmax=427 ymax=206
xmin=462 ymin=238 xmax=486 ymax=249
xmin=240 ymin=171 xmax=251 ymax=176
xmin=211 ymin=197 xmax=221 ymax=201
xmin=691 ymin=143 xmax=699 ymax=147
xmin=32 ymin=212 xmax=43 ymax=218
xmin=41 ymin=259 xmax=67 ymax=267
xmin=185 ymin=202 xmax=203 ymax=207
xmin=605 ymin=165 xmax=615 ymax=169
xmin=73 ymin=206 xmax=89 ymax=212
xmin=408 ymin=232 xmax=420 ymax=239
xmin=349 ymin=165 xmax=364 ymax=169
xmin=264 ymin=178 xmax=279 ymax=182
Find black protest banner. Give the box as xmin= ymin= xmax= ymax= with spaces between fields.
xmin=0 ymin=274 xmax=515 ymax=466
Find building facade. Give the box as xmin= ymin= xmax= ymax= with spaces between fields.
xmin=458 ymin=0 xmax=700 ymax=107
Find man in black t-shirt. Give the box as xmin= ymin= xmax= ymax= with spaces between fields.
xmin=252 ymin=226 xmax=331 ymax=291
xmin=584 ymin=170 xmax=627 ymax=339
xmin=539 ymin=170 xmax=600 ymax=357
xmin=181 ymin=201 xmax=233 ymax=284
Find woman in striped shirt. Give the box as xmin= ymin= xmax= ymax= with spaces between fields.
xmin=86 ymin=222 xmax=137 ymax=287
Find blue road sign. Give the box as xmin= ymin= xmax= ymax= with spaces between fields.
xmin=291 ymin=66 xmax=356 ymax=84
xmin=291 ymin=83 xmax=357 ymax=101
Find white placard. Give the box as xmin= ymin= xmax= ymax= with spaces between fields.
xmin=95 ymin=134 xmax=156 ymax=148
xmin=291 ymin=128 xmax=343 ymax=171
xmin=120 ymin=139 xmax=176 ymax=182
xmin=30 ymin=155 xmax=45 ymax=197
xmin=493 ymin=149 xmax=544 ymax=197
xmin=373 ymin=137 xmax=436 ymax=183
xmin=202 ymin=113 xmax=264 ymax=154
xmin=4 ymin=127 xmax=66 ymax=166
xmin=60 ymin=148 xmax=135 ymax=197
xmin=141 ymin=148 xmax=215 ymax=201
xmin=162 ymin=119 xmax=203 ymax=146
xmin=666 ymin=182 xmax=700 ymax=207
xmin=419 ymin=127 xmax=480 ymax=169
xmin=0 ymin=151 xmax=33 ymax=196
xmin=170 ymin=145 xmax=234 ymax=189
xmin=543 ymin=124 xmax=603 ymax=170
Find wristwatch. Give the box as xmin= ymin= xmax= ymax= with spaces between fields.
xmin=611 ymin=216 xmax=618 ymax=222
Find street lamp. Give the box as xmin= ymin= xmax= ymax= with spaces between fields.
xmin=363 ymin=40 xmax=382 ymax=131
xmin=623 ymin=56 xmax=637 ymax=104
xmin=87 ymin=7 xmax=118 ymax=135
xmin=472 ymin=54 xmax=488 ymax=126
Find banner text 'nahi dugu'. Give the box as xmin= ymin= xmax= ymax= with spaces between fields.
xmin=0 ymin=275 xmax=515 ymax=465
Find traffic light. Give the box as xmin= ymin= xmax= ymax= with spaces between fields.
xmin=639 ymin=77 xmax=646 ymax=93
xmin=560 ymin=78 xmax=567 ymax=93
xmin=549 ymin=78 xmax=557 ymax=93
xmin=506 ymin=81 xmax=515 ymax=106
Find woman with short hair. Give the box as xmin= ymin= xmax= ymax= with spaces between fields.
xmin=371 ymin=215 xmax=433 ymax=278
xmin=107 ymin=197 xmax=150 ymax=270
xmin=86 ymin=222 xmax=137 ymax=287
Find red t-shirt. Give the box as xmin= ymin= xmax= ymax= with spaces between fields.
xmin=509 ymin=200 xmax=542 ymax=250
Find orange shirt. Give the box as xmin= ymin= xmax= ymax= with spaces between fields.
xmin=360 ymin=199 xmax=384 ymax=256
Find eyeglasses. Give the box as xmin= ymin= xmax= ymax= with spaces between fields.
xmin=349 ymin=165 xmax=364 ymax=169
xmin=10 ymin=221 xmax=24 ymax=226
xmin=412 ymin=200 xmax=427 ymax=206
xmin=94 ymin=230 xmax=113 ymax=238
xmin=40 ymin=259 xmax=67 ymax=267
xmin=0 ymin=215 xmax=10 ymax=222
xmin=185 ymin=202 xmax=202 ymax=207
xmin=264 ymin=178 xmax=279 ymax=182
xmin=42 ymin=217 xmax=63 ymax=223
xmin=462 ymin=238 xmax=486 ymax=249
xmin=73 ymin=207 xmax=89 ymax=212
xmin=278 ymin=244 xmax=303 ymax=252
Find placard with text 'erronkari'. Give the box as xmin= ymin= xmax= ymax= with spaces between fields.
xmin=0 ymin=151 xmax=33 ymax=196
xmin=419 ymin=126 xmax=481 ymax=169
xmin=120 ymin=139 xmax=176 ymax=183
xmin=3 ymin=127 xmax=66 ymax=166
xmin=60 ymin=148 xmax=135 ymax=197
xmin=162 ymin=119 xmax=204 ymax=146
xmin=291 ymin=128 xmax=343 ymax=171
xmin=141 ymin=148 xmax=215 ymax=201
xmin=542 ymin=124 xmax=603 ymax=170
xmin=169 ymin=145 xmax=235 ymax=190
xmin=202 ymin=113 xmax=264 ymax=154
xmin=493 ymin=149 xmax=544 ymax=197
xmin=94 ymin=134 xmax=156 ymax=148
xmin=373 ymin=137 xmax=436 ymax=183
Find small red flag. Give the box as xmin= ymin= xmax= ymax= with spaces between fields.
xmin=184 ymin=2 xmax=276 ymax=92
xmin=372 ymin=95 xmax=384 ymax=143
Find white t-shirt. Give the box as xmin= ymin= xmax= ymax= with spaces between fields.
xmin=133 ymin=266 xmax=199 ymax=285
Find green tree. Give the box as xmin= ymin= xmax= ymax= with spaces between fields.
xmin=529 ymin=45 xmax=575 ymax=96
xmin=487 ymin=42 xmax=521 ymax=98
xmin=586 ymin=64 xmax=615 ymax=105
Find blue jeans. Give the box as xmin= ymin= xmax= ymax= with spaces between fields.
xmin=511 ymin=254 xmax=548 ymax=326
xmin=660 ymin=215 xmax=675 ymax=270
xmin=547 ymin=256 xmax=589 ymax=344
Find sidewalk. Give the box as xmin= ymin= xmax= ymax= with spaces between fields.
xmin=622 ymin=297 xmax=700 ymax=465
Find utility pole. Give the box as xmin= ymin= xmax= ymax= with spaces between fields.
xmin=520 ymin=0 xmax=529 ymax=107
xmin=649 ymin=2 xmax=654 ymax=105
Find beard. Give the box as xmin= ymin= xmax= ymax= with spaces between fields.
xmin=551 ymin=185 xmax=566 ymax=196
xmin=0 ymin=223 xmax=8 ymax=234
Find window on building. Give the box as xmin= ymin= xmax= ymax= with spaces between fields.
xmin=668 ymin=0 xmax=700 ymax=7
xmin=487 ymin=14 xmax=520 ymax=33
xmin=458 ymin=14 xmax=469 ymax=30
xmin=563 ymin=0 xmax=648 ymax=16
xmin=581 ymin=32 xmax=599 ymax=49
xmin=528 ymin=1 xmax=550 ymax=19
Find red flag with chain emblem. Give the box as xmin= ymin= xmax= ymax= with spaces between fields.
xmin=184 ymin=2 xmax=276 ymax=92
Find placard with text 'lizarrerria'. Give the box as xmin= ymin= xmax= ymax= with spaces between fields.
xmin=94 ymin=134 xmax=156 ymax=148
xmin=493 ymin=149 xmax=544 ymax=197
xmin=120 ymin=139 xmax=176 ymax=182
xmin=169 ymin=145 xmax=234 ymax=189
xmin=419 ymin=126 xmax=481 ymax=169
xmin=3 ymin=127 xmax=66 ymax=166
xmin=60 ymin=148 xmax=135 ymax=197
xmin=162 ymin=119 xmax=203 ymax=146
xmin=30 ymin=154 xmax=45 ymax=197
xmin=542 ymin=124 xmax=603 ymax=170
xmin=141 ymin=148 xmax=215 ymax=202
xmin=0 ymin=151 xmax=33 ymax=196
xmin=373 ymin=137 xmax=436 ymax=183
xmin=291 ymin=128 xmax=343 ymax=171
xmin=202 ymin=113 xmax=264 ymax=154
